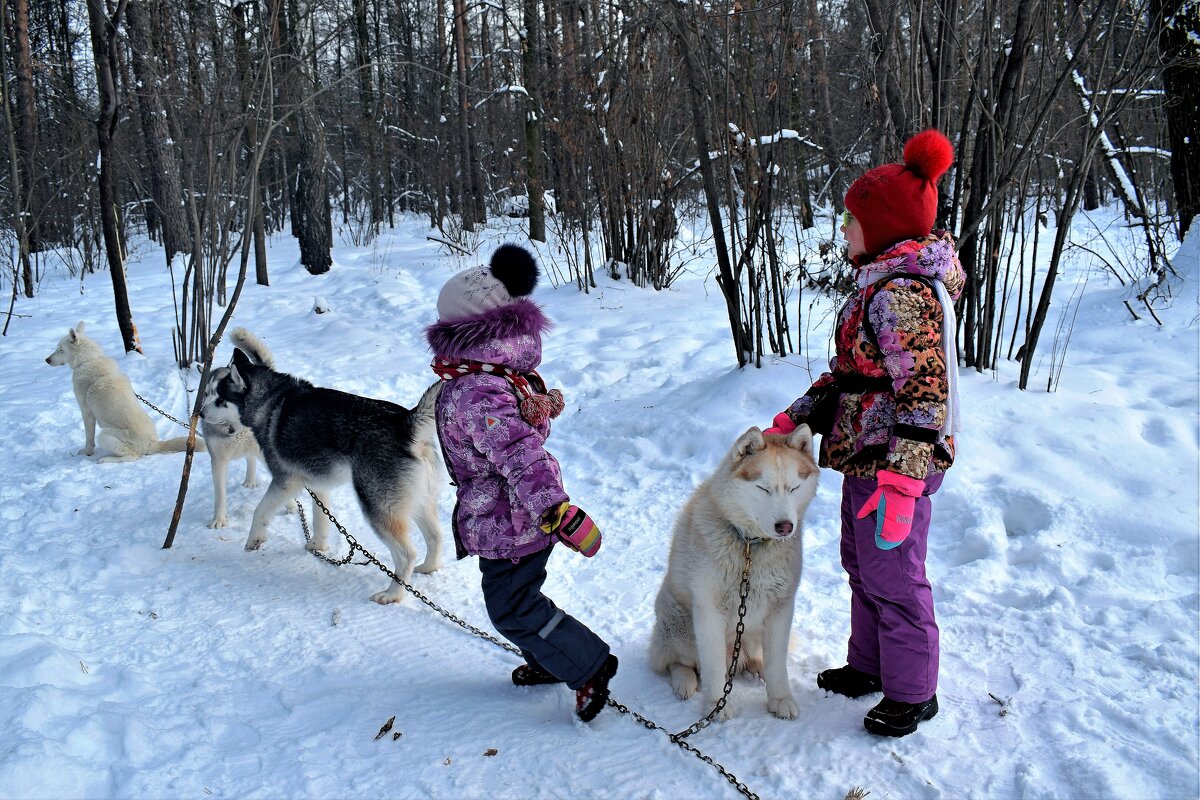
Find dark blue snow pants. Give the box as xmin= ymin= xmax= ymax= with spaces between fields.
xmin=478 ymin=542 xmax=610 ymax=690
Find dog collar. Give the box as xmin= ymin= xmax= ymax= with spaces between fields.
xmin=731 ymin=524 xmax=768 ymax=546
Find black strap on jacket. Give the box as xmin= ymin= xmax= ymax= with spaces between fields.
xmin=833 ymin=372 xmax=892 ymax=394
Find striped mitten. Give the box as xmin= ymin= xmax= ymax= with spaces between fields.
xmin=540 ymin=502 xmax=602 ymax=557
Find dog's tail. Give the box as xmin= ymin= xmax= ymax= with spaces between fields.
xmin=412 ymin=381 xmax=443 ymax=432
xmin=230 ymin=327 xmax=275 ymax=368
xmin=411 ymin=380 xmax=443 ymax=455
xmin=151 ymin=436 xmax=207 ymax=454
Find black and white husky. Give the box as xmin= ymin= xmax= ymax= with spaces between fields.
xmin=204 ymin=347 xmax=445 ymax=603
xmin=201 ymin=328 xmax=273 ymax=529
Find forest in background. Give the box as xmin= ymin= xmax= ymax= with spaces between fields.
xmin=2 ymin=0 xmax=1197 ymax=386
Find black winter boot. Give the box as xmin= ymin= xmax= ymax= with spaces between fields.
xmin=816 ymin=664 xmax=883 ymax=698
xmin=512 ymin=662 xmax=565 ymax=686
xmin=575 ymin=654 xmax=618 ymax=722
xmin=864 ymin=695 xmax=939 ymax=737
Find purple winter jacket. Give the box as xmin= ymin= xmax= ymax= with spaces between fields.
xmin=425 ymin=299 xmax=568 ymax=560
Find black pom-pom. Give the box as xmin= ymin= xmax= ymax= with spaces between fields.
xmin=489 ymin=244 xmax=539 ymax=297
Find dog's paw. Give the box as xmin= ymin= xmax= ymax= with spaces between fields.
xmin=703 ymin=696 xmax=735 ymax=721
xmin=369 ymin=587 xmax=406 ymax=605
xmin=768 ymin=695 xmax=799 ymax=720
xmin=78 ymin=446 xmax=95 ymax=457
xmin=242 ymin=478 xmax=258 ymax=489
xmin=304 ymin=539 xmax=328 ymax=553
xmin=670 ymin=668 xmax=698 ymax=701
xmin=208 ymin=515 xmax=228 ymax=529
xmin=413 ymin=559 xmax=441 ymax=575
xmin=244 ymin=537 xmax=266 ymax=551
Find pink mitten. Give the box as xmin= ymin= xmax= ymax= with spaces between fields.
xmin=540 ymin=502 xmax=602 ymax=557
xmin=856 ymin=470 xmax=926 ymax=549
xmin=763 ymin=412 xmax=797 ymax=437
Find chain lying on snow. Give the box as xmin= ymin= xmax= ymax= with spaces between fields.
xmin=298 ymin=489 xmax=760 ymax=800
xmin=297 ymin=494 xmax=522 ymax=656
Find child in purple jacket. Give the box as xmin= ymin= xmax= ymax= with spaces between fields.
xmin=425 ymin=244 xmax=617 ymax=722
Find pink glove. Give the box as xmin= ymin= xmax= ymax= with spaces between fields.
xmin=763 ymin=412 xmax=797 ymax=436
xmin=856 ymin=470 xmax=926 ymax=550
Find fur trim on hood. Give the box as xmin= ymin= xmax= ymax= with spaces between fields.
xmin=425 ymin=299 xmax=552 ymax=361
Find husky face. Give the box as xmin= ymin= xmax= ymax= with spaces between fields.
xmin=200 ymin=366 xmax=240 ymax=429
xmin=202 ymin=349 xmax=261 ymax=430
xmin=45 ymin=321 xmax=87 ymax=367
xmin=724 ymin=426 xmax=818 ymax=541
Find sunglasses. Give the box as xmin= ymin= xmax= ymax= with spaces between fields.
xmin=841 ymin=210 xmax=854 ymax=228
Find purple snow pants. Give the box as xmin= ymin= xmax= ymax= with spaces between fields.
xmin=840 ymin=472 xmax=943 ymax=703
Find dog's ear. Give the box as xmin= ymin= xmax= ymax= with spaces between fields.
xmin=785 ymin=424 xmax=814 ymax=456
xmin=228 ymin=362 xmax=248 ymax=392
xmin=227 ymin=348 xmax=254 ymax=391
xmin=233 ymin=346 xmax=254 ymax=366
xmin=733 ymin=427 xmax=766 ymax=459
xmin=70 ymin=321 xmax=86 ymax=341
xmin=231 ymin=347 xmax=252 ymax=368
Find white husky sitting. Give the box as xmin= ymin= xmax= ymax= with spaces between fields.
xmin=650 ymin=425 xmax=818 ymax=720
xmin=200 ymin=328 xmax=273 ymax=528
xmin=45 ymin=321 xmax=203 ymax=463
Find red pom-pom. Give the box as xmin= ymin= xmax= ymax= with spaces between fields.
xmin=903 ymin=130 xmax=954 ymax=182
xmin=520 ymin=394 xmax=552 ymax=426
xmin=546 ymin=388 xmax=565 ymax=419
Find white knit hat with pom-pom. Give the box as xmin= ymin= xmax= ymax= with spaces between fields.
xmin=436 ymin=244 xmax=540 ymax=322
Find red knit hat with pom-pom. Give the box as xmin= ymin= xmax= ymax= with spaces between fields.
xmin=844 ymin=129 xmax=954 ymax=258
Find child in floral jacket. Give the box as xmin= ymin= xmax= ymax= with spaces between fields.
xmin=766 ymin=130 xmax=965 ymax=737
xmin=425 ymin=244 xmax=617 ymax=722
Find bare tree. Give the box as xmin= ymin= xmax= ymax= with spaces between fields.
xmin=0 ymin=0 xmax=33 ymax=302
xmin=85 ymin=0 xmax=140 ymax=353
xmin=273 ymin=0 xmax=332 ymax=274
xmin=1152 ymin=0 xmax=1199 ymax=237
xmin=126 ymin=0 xmax=191 ymax=264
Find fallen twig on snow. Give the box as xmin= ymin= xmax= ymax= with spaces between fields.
xmin=989 ymin=692 xmax=1013 ymax=716
xmin=374 ymin=716 xmax=396 ymax=740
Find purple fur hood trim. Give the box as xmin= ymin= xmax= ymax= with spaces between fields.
xmin=425 ymin=299 xmax=551 ymax=372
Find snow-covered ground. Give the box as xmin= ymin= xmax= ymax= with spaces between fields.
xmin=1 ymin=210 xmax=1196 ymax=800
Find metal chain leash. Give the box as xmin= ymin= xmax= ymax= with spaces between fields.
xmin=299 ymin=490 xmax=759 ymax=800
xmin=298 ymin=491 xmax=521 ymax=656
xmin=295 ymin=502 xmax=358 ymax=567
xmin=609 ymin=697 xmax=759 ymax=800
xmin=671 ymin=538 xmax=753 ymax=740
xmin=135 ymin=392 xmax=190 ymax=429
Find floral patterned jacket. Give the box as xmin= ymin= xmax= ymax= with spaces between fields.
xmin=782 ymin=231 xmax=966 ymax=480
xmin=426 ymin=300 xmax=567 ymax=560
